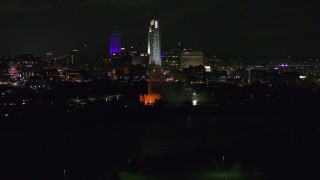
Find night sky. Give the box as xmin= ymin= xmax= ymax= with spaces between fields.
xmin=0 ymin=0 xmax=319 ymax=57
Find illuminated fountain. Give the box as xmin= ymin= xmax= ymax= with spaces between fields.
xmin=140 ymin=68 xmax=162 ymax=106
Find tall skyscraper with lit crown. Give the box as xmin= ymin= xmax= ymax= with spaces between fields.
xmin=148 ymin=20 xmax=161 ymax=66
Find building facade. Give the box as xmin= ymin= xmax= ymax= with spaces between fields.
xmin=148 ymin=20 xmax=161 ymax=66
xmin=180 ymin=50 xmax=204 ymax=69
xmin=161 ymin=50 xmax=181 ymax=72
xmin=110 ymin=31 xmax=121 ymax=55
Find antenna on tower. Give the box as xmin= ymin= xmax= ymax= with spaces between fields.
xmin=83 ymin=33 xmax=88 ymax=48
xmin=44 ymin=34 xmax=49 ymax=52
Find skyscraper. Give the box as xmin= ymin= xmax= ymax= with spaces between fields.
xmin=110 ymin=31 xmax=121 ymax=55
xmin=148 ymin=20 xmax=161 ymax=66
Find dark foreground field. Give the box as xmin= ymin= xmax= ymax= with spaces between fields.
xmin=1 ymin=103 xmax=319 ymax=180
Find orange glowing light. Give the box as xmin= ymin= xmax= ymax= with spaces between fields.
xmin=140 ymin=93 xmax=161 ymax=105
xmin=140 ymin=67 xmax=162 ymax=106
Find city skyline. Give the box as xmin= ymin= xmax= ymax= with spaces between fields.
xmin=1 ymin=0 xmax=320 ymax=57
xmin=1 ymin=1 xmax=320 ymax=180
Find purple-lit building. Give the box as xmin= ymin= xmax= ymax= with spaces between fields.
xmin=110 ymin=31 xmax=121 ymax=55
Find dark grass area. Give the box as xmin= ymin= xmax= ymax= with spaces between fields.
xmin=0 ymin=103 xmax=320 ymax=179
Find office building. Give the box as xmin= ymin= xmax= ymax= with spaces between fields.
xmin=110 ymin=31 xmax=121 ymax=55
xmin=162 ymin=50 xmax=181 ymax=72
xmin=148 ymin=20 xmax=161 ymax=66
xmin=181 ymin=50 xmax=204 ymax=69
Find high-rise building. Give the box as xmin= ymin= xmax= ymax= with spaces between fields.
xmin=148 ymin=20 xmax=161 ymax=66
xmin=181 ymin=50 xmax=204 ymax=69
xmin=162 ymin=50 xmax=181 ymax=72
xmin=110 ymin=31 xmax=121 ymax=55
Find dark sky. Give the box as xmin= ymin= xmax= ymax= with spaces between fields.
xmin=0 ymin=0 xmax=319 ymax=57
